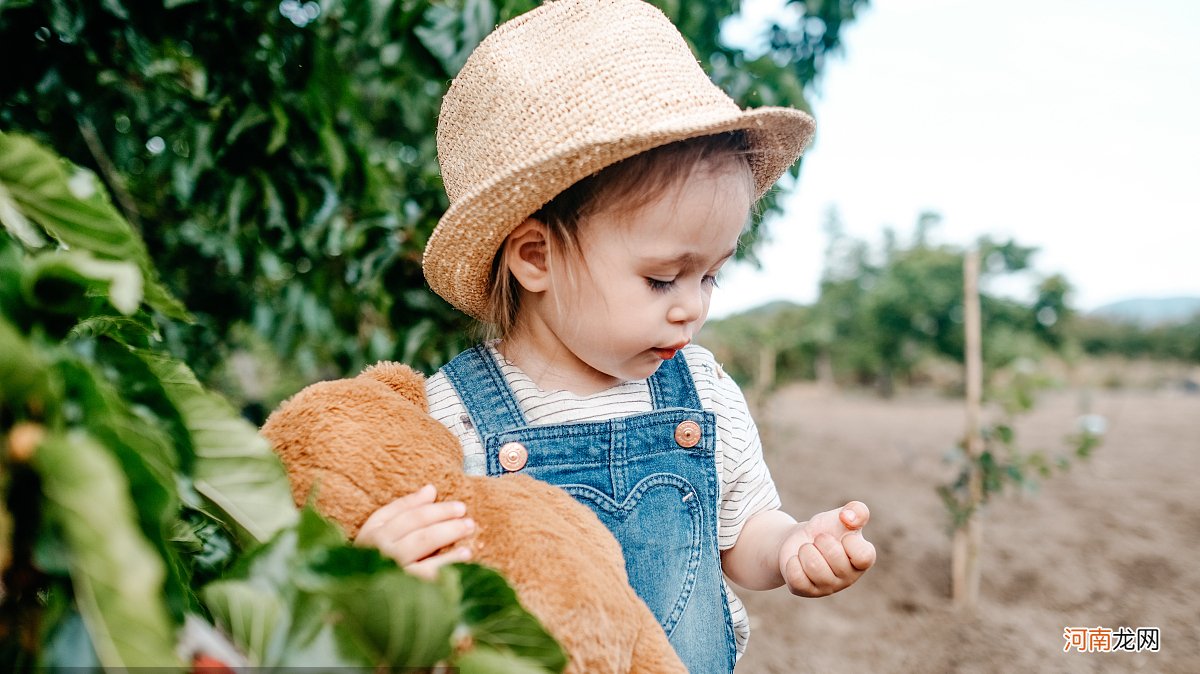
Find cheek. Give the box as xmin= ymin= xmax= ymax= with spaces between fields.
xmin=698 ymin=294 xmax=713 ymax=324
xmin=603 ymin=286 xmax=653 ymax=327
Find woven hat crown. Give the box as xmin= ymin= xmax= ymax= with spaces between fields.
xmin=425 ymin=0 xmax=815 ymax=319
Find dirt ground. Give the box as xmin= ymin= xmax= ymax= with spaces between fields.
xmin=733 ymin=384 xmax=1200 ymax=673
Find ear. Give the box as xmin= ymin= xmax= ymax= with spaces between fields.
xmin=359 ymin=361 xmax=428 ymax=412
xmin=504 ymin=218 xmax=551 ymax=293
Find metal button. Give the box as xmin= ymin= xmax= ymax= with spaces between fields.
xmin=499 ymin=441 xmax=528 ymax=471
xmin=674 ymin=420 xmax=701 ymax=448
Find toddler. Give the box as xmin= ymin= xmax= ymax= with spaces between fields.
xmin=357 ymin=0 xmax=875 ymax=670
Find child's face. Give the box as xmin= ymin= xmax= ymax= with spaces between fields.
xmin=534 ymin=166 xmax=751 ymax=388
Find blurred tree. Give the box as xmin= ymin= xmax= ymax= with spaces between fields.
xmin=0 ymin=0 xmax=867 ymax=400
xmin=705 ymin=210 xmax=1075 ymax=397
xmin=1073 ymin=313 xmax=1200 ymax=363
xmin=812 ymin=212 xmax=1066 ymax=396
xmin=699 ymin=300 xmax=817 ymax=405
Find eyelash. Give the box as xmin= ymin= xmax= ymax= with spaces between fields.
xmin=646 ymin=275 xmax=720 ymax=293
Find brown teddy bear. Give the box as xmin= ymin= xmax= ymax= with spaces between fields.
xmin=261 ymin=361 xmax=686 ymax=674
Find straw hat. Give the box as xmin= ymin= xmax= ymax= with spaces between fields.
xmin=424 ymin=0 xmax=816 ymax=319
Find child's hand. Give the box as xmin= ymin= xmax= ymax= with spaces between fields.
xmin=777 ymin=501 xmax=875 ymax=597
xmin=354 ymin=484 xmax=475 ymax=579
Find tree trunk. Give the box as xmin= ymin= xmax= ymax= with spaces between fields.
xmin=952 ymin=514 xmax=982 ymax=607
xmin=754 ymin=345 xmax=777 ymax=399
xmin=876 ymin=364 xmax=894 ymax=399
xmin=816 ymin=349 xmax=835 ymax=389
xmin=757 ymin=345 xmax=776 ymax=391
xmin=953 ymin=249 xmax=985 ymax=610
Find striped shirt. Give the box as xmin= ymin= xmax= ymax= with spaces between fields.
xmin=425 ymin=342 xmax=781 ymax=657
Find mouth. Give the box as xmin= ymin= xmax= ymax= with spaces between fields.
xmin=652 ymin=341 xmax=690 ymax=360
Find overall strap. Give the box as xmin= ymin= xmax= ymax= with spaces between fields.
xmin=440 ymin=344 xmax=529 ymax=438
xmin=648 ymin=350 xmax=704 ymax=411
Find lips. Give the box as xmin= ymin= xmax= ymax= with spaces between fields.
xmin=652 ymin=341 xmax=690 ymax=360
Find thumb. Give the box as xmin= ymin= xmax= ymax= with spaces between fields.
xmin=838 ymin=501 xmax=870 ymax=531
xmin=805 ymin=501 xmax=870 ymax=538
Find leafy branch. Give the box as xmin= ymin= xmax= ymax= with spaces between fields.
xmin=937 ymin=366 xmax=1103 ymax=531
xmin=0 ymin=132 xmax=563 ymax=672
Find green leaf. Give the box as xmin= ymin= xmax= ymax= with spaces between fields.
xmin=0 ymin=315 xmax=53 ymax=411
xmin=100 ymin=0 xmax=128 ymax=19
xmin=39 ymin=606 xmax=102 ymax=669
xmin=225 ymin=106 xmax=271 ymax=147
xmin=448 ymin=564 xmax=567 ymax=672
xmin=215 ymin=506 xmax=458 ymax=668
xmin=415 ymin=0 xmax=496 ymax=76
xmin=0 ymin=132 xmax=188 ymax=320
xmin=276 ymin=592 xmax=376 ymax=668
xmin=268 ymin=101 xmax=290 ymax=155
xmin=67 ymin=313 xmax=157 ymax=345
xmin=32 ymin=431 xmax=183 ymax=669
xmin=316 ymin=568 xmax=457 ymax=667
xmin=23 ymin=249 xmax=143 ymax=316
xmin=294 ymin=504 xmax=352 ymax=551
xmin=0 ymin=180 xmax=47 ymax=247
xmin=49 ymin=0 xmax=85 ymax=41
xmin=0 ymin=236 xmax=27 ymax=318
xmin=201 ymin=580 xmax=285 ymax=665
xmin=456 ymin=646 xmax=560 ymax=674
xmin=318 ymin=124 xmax=348 ymax=184
xmin=991 ymin=423 xmax=1014 ymax=445
xmin=138 ymin=350 xmax=298 ymax=545
xmin=51 ymin=352 xmax=196 ymax=619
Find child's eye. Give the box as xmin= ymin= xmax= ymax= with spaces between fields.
xmin=646 ymin=277 xmax=674 ymax=293
xmin=701 ymin=274 xmax=720 ymax=289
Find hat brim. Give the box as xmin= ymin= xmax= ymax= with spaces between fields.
xmin=423 ymin=106 xmax=815 ymax=320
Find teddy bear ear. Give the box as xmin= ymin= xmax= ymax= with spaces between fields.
xmin=358 ymin=362 xmax=428 ymax=412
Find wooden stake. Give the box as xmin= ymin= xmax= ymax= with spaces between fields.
xmin=953 ymin=249 xmax=985 ymax=609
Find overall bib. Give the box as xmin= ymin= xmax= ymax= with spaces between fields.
xmin=442 ymin=345 xmax=737 ymax=672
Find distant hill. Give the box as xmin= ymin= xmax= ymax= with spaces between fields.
xmin=1090 ymin=297 xmax=1200 ymax=326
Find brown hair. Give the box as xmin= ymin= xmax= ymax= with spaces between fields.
xmin=482 ymin=131 xmax=755 ymax=337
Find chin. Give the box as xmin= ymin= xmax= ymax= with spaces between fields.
xmin=624 ymin=358 xmax=664 ymax=381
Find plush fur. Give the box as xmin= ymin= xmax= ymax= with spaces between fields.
xmin=261 ymin=361 xmax=685 ymax=673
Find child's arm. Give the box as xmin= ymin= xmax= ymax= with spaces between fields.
xmin=354 ymin=483 xmax=476 ymax=579
xmin=721 ymin=501 xmax=875 ymax=596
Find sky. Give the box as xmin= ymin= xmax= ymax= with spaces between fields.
xmin=709 ymin=0 xmax=1200 ymax=318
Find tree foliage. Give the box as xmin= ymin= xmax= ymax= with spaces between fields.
xmin=0 ymin=131 xmax=563 ymax=671
xmin=936 ymin=363 xmax=1102 ymax=532
xmin=0 ymin=0 xmax=866 ymax=394
xmin=702 ymin=210 xmax=1073 ymax=397
xmin=1072 ymin=313 xmax=1200 ymax=363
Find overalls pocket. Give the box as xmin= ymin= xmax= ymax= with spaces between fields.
xmin=560 ymin=473 xmax=704 ymax=636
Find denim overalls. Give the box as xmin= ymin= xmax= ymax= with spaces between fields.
xmin=442 ymin=344 xmax=737 ymax=672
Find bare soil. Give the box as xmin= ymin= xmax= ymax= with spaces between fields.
xmin=734 ymin=385 xmax=1200 ymax=673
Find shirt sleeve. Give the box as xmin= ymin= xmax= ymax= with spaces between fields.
xmin=683 ymin=345 xmax=782 ymax=551
xmin=425 ymin=370 xmax=488 ymax=476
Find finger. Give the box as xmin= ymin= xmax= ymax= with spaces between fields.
xmin=838 ymin=501 xmax=870 ymax=531
xmin=842 ymin=531 xmax=877 ymax=572
xmin=378 ymin=500 xmax=469 ymax=545
xmin=803 ymin=507 xmax=851 ymax=540
xmin=781 ymin=552 xmax=819 ymax=597
xmin=813 ymin=532 xmax=856 ymax=581
xmin=360 ymin=499 xmax=467 ymax=549
xmin=797 ymin=542 xmax=837 ymax=593
xmin=388 ymin=517 xmax=476 ymax=566
xmin=405 ymin=546 xmax=473 ymax=581
xmin=357 ymin=484 xmax=437 ymax=541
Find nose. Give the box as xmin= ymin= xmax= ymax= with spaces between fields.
xmin=667 ymin=283 xmax=705 ymax=325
